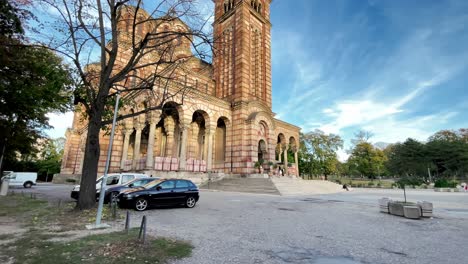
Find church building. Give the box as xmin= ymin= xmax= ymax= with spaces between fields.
xmin=60 ymin=0 xmax=300 ymax=178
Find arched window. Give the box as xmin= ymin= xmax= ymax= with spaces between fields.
xmin=224 ymin=0 xmax=234 ymax=13
xmin=251 ymin=0 xmax=261 ymax=13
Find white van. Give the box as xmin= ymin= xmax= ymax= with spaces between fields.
xmin=1 ymin=172 xmax=37 ymax=188
xmin=70 ymin=173 xmax=148 ymax=200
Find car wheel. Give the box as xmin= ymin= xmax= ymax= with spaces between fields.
xmin=23 ymin=182 xmax=32 ymax=188
xmin=110 ymin=192 xmax=119 ymax=204
xmin=135 ymin=198 xmax=148 ymax=211
xmin=185 ymin=196 xmax=196 ymax=208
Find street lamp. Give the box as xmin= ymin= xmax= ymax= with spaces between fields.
xmin=94 ymin=93 xmax=121 ymax=228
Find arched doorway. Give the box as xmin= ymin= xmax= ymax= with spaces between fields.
xmin=215 ymin=118 xmax=226 ymax=163
xmin=190 ymin=110 xmax=208 ymax=160
xmin=258 ymin=139 xmax=267 ymax=162
xmin=276 ymin=133 xmax=286 ymax=162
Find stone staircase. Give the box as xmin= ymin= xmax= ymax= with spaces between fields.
xmin=200 ymin=177 xmax=280 ymax=195
xmin=271 ymin=177 xmax=344 ymax=196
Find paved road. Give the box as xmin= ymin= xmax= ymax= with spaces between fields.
xmin=8 ymin=182 xmax=74 ymax=202
xmin=17 ymin=184 xmax=468 ymax=264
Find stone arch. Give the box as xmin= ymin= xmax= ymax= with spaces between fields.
xmin=156 ymin=102 xmax=182 ymax=157
xmin=248 ymin=111 xmax=275 ymax=131
xmin=258 ymin=139 xmax=267 ymax=162
xmin=289 ymin=136 xmax=298 ymax=152
xmin=215 ymin=118 xmax=227 ymax=164
xmin=188 ymin=110 xmax=209 ymax=160
xmin=187 ymin=103 xmax=213 ymax=127
xmin=276 ymin=133 xmax=286 ymax=162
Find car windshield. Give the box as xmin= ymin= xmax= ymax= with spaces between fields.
xmin=143 ymin=179 xmax=164 ymax=189
xmin=128 ymin=178 xmax=154 ymax=187
xmin=95 ymin=175 xmax=119 ymax=185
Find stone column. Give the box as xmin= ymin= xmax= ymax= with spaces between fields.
xmin=206 ymin=129 xmax=213 ymax=171
xmin=155 ymin=127 xmax=162 ymax=156
xmin=120 ymin=129 xmax=133 ymax=169
xmin=132 ymin=126 xmax=142 ymax=169
xmin=278 ymin=145 xmax=282 ymax=163
xmin=178 ymin=123 xmax=189 ymax=170
xmin=283 ymin=144 xmax=288 ymax=174
xmin=294 ymin=151 xmax=299 ymax=176
xmin=164 ymin=116 xmax=175 ymax=157
xmin=146 ymin=112 xmax=161 ymax=169
xmin=190 ymin=122 xmax=199 ymax=159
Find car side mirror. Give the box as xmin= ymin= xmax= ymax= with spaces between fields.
xmin=128 ymin=183 xmax=134 ymax=188
xmin=156 ymin=186 xmax=162 ymax=191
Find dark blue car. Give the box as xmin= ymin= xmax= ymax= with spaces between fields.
xmin=104 ymin=177 xmax=158 ymax=203
xmin=117 ymin=179 xmax=199 ymax=211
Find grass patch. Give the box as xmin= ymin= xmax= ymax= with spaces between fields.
xmin=2 ymin=229 xmax=192 ymax=264
xmin=329 ymin=177 xmax=395 ymax=188
xmin=0 ymin=233 xmax=16 ymax=240
xmin=0 ymin=194 xmax=124 ymax=231
xmin=0 ymin=195 xmax=193 ymax=264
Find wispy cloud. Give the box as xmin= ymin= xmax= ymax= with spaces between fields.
xmin=271 ymin=0 xmax=468 ymax=152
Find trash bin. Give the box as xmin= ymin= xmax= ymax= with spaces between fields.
xmin=0 ymin=179 xmax=9 ymax=196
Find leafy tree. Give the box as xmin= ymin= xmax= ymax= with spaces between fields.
xmin=385 ymin=139 xmax=428 ymax=180
xmin=350 ymin=130 xmax=373 ymax=147
xmin=33 ymin=0 xmax=214 ymax=209
xmin=2 ymin=137 xmax=64 ymax=181
xmin=348 ymin=142 xmax=386 ymax=179
xmin=426 ymin=129 xmax=468 ymax=178
xmin=299 ymin=130 xmax=343 ymax=179
xmin=0 ymin=0 xmax=72 ymax=172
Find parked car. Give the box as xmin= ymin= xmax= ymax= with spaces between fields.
xmin=1 ymin=172 xmax=37 ymax=188
xmin=117 ymin=179 xmax=199 ymax=211
xmin=104 ymin=177 xmax=159 ymax=204
xmin=70 ymin=173 xmax=148 ymax=200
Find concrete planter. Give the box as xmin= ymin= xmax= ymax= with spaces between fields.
xmin=417 ymin=201 xmax=433 ymax=218
xmin=403 ymin=206 xmax=421 ymax=219
xmin=434 ymin=188 xmax=459 ymax=192
xmin=378 ymin=197 xmax=391 ymax=213
xmin=388 ymin=202 xmax=407 ymax=216
xmin=381 ymin=200 xmax=434 ymax=220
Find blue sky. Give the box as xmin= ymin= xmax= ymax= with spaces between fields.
xmin=269 ymin=0 xmax=468 ymax=159
xmin=46 ymin=0 xmax=468 ymax=160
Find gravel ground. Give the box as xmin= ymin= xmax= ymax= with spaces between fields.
xmin=126 ymin=190 xmax=468 ymax=264
xmin=21 ymin=184 xmax=468 ymax=264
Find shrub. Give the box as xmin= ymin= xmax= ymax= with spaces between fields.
xmin=65 ymin=178 xmax=77 ymax=183
xmin=434 ymin=179 xmax=458 ymax=188
xmin=367 ymin=182 xmax=375 ymax=187
xmin=335 ymin=179 xmax=342 ymax=185
xmin=376 ymin=182 xmax=382 ymax=188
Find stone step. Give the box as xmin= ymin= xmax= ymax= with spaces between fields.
xmin=200 ymin=178 xmax=280 ymax=195
xmin=271 ymin=178 xmax=343 ymax=196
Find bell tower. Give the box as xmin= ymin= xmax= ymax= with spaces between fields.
xmin=213 ymin=0 xmax=272 ymax=109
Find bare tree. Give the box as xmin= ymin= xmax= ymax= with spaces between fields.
xmin=34 ymin=0 xmax=213 ymax=209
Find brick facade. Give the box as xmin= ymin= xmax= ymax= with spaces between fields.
xmin=61 ymin=0 xmax=300 ymax=177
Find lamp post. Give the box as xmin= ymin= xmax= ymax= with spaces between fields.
xmin=94 ymin=93 xmax=121 ymax=228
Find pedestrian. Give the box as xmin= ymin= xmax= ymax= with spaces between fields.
xmin=343 ymin=184 xmax=349 ymax=191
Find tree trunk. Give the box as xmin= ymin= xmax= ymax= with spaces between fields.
xmin=77 ymin=107 xmax=103 ymax=210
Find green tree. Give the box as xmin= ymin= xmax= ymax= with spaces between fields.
xmin=36 ymin=138 xmax=64 ymax=181
xmin=348 ymin=142 xmax=386 ymax=179
xmin=34 ymin=0 xmax=214 ymax=209
xmin=0 ymin=0 xmax=72 ymax=172
xmin=299 ymin=130 xmax=343 ymax=179
xmin=426 ymin=129 xmax=468 ymax=178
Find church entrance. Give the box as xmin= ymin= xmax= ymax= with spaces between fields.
xmin=258 ymin=139 xmax=267 ymax=162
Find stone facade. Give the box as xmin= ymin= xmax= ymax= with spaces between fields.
xmin=60 ymin=0 xmax=300 ymax=177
